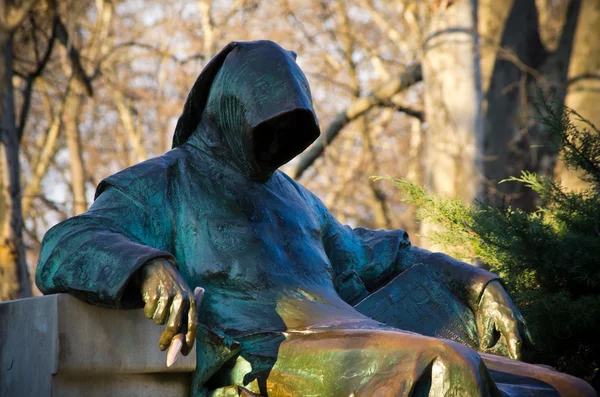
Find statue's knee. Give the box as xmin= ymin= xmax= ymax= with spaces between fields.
xmin=436 ymin=339 xmax=482 ymax=366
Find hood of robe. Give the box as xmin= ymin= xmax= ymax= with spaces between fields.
xmin=173 ymin=40 xmax=321 ymax=182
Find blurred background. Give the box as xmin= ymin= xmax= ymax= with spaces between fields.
xmin=0 ymin=0 xmax=598 ymax=310
xmin=2 ymin=0 xmax=600 ymax=388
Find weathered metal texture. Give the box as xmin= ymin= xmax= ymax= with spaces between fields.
xmin=355 ymin=264 xmax=480 ymax=349
xmin=263 ymin=328 xmax=594 ymax=396
xmin=354 ymin=264 xmax=512 ymax=358
xmin=34 ymin=40 xmax=596 ymax=397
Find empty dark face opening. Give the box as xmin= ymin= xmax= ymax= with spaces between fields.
xmin=253 ymin=109 xmax=320 ymax=170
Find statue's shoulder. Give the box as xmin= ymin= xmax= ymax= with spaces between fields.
xmin=94 ymin=148 xmax=189 ymax=201
xmin=277 ymin=171 xmax=324 ymax=207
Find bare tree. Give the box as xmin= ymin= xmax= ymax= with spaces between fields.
xmin=419 ymin=0 xmax=484 ymax=204
xmin=1 ymin=0 xmax=598 ymax=301
xmin=0 ymin=0 xmax=40 ymax=300
xmin=553 ymin=0 xmax=600 ymax=191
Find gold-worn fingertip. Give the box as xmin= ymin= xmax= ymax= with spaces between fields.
xmin=181 ymin=344 xmax=191 ymax=356
xmin=525 ymin=327 xmax=535 ymax=346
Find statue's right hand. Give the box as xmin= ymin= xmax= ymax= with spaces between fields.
xmin=139 ymin=259 xmax=198 ymax=355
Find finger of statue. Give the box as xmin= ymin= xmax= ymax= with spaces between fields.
xmin=168 ymin=290 xmax=193 ymax=362
xmin=508 ymin=333 xmax=522 ymax=360
xmin=177 ymin=293 xmax=191 ymax=355
xmin=497 ymin=312 xmax=522 ymax=360
xmin=182 ymin=287 xmax=203 ymax=355
xmin=166 ymin=333 xmax=185 ymax=367
xmin=477 ymin=313 xmax=495 ymax=349
xmin=153 ymin=289 xmax=175 ymax=325
xmin=518 ymin=314 xmax=535 ymax=346
xmin=158 ymin=293 xmax=185 ymax=350
xmin=143 ymin=287 xmax=159 ymax=319
xmin=182 ymin=288 xmax=203 ymax=355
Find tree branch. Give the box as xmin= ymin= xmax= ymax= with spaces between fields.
xmin=98 ymin=41 xmax=204 ymax=68
xmin=378 ymin=100 xmax=424 ymax=121
xmin=2 ymin=0 xmax=38 ymax=31
xmin=293 ymin=64 xmax=422 ymax=179
xmin=198 ymin=0 xmax=215 ymax=59
xmin=55 ymin=16 xmax=93 ymax=96
xmin=18 ymin=15 xmax=58 ymax=141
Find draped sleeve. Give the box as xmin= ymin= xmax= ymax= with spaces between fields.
xmin=287 ymin=175 xmax=499 ymax=307
xmin=35 ymin=156 xmax=180 ymax=309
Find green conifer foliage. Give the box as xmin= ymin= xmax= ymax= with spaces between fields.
xmin=375 ymin=100 xmax=600 ymax=388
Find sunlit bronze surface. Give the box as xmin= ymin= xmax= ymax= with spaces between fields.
xmin=35 ymin=41 xmax=595 ymax=396
xmin=264 ymin=329 xmax=593 ymax=397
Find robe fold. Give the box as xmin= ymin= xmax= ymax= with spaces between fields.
xmin=36 ymin=144 xmax=496 ymax=336
xmin=36 ymin=40 xmax=595 ymax=397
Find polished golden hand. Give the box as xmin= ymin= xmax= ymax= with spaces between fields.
xmin=476 ymin=280 xmax=532 ymax=360
xmin=140 ymin=259 xmax=199 ymax=359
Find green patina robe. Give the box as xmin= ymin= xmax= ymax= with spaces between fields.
xmin=35 ymin=40 xmax=503 ymax=395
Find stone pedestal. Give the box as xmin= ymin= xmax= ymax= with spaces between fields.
xmin=0 ymin=294 xmax=196 ymax=397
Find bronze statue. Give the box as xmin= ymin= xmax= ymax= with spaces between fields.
xmin=36 ymin=40 xmax=596 ymax=397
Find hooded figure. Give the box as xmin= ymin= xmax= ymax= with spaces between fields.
xmin=36 ymin=41 xmax=595 ymax=397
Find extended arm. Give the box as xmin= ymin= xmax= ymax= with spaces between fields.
xmin=294 ymin=181 xmax=529 ymax=359
xmin=36 ymin=185 xmax=198 ymax=355
xmin=36 ymin=186 xmax=175 ymax=308
xmin=405 ymin=246 xmax=531 ymax=359
xmin=320 ymin=223 xmax=499 ymax=310
xmin=303 ymin=190 xmax=498 ymax=307
xmin=403 ymin=246 xmax=499 ymax=311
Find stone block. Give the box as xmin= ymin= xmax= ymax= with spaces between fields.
xmin=0 ymin=294 xmax=195 ymax=397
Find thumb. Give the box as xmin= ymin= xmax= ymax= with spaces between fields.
xmin=477 ymin=313 xmax=496 ymax=349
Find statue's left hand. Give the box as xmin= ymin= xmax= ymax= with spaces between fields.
xmin=476 ymin=280 xmax=532 ymax=360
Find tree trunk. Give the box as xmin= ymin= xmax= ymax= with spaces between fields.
xmin=478 ymin=0 xmax=516 ymax=94
xmin=554 ymin=0 xmax=600 ymax=191
xmin=421 ymin=0 xmax=484 ymax=203
xmin=0 ymin=30 xmax=31 ymax=300
xmin=21 ymin=113 xmax=61 ymax=218
xmin=293 ymin=66 xmax=422 ymax=180
xmin=112 ymin=89 xmax=148 ymax=164
xmin=480 ymin=0 xmax=547 ymax=209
